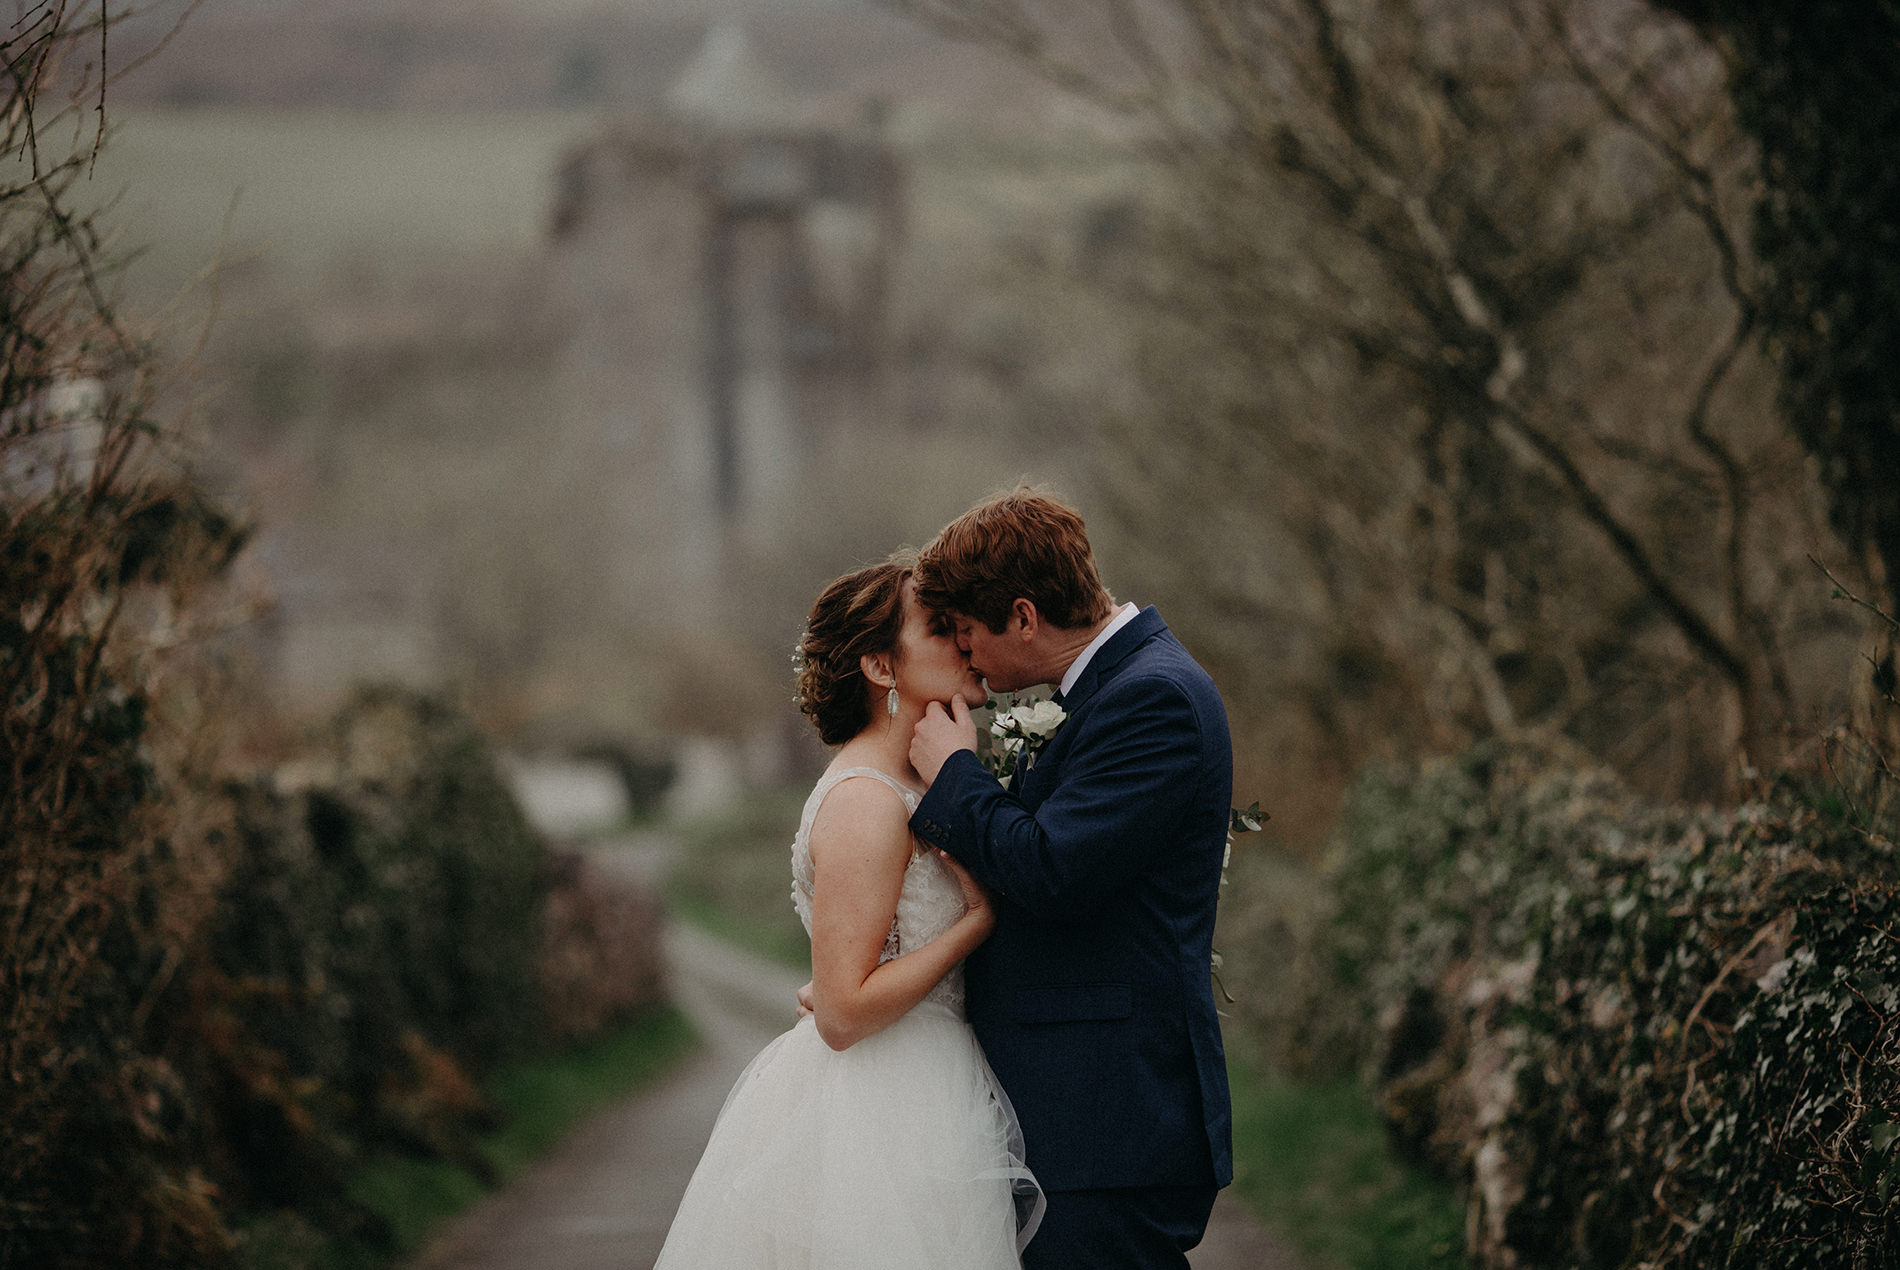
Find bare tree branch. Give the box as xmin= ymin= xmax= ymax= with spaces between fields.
xmin=1546 ymin=2 xmax=1754 ymax=318
xmin=1812 ymin=556 xmax=1900 ymax=633
xmin=877 ymin=0 xmax=1158 ymax=112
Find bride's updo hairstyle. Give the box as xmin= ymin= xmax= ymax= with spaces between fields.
xmin=794 ymin=553 xmax=915 ymax=746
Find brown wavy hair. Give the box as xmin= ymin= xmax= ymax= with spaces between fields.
xmin=915 ymin=485 xmax=1112 ymax=633
xmin=794 ymin=553 xmax=915 ymax=746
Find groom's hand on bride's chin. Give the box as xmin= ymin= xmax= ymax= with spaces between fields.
xmin=795 ymin=980 xmax=815 ymax=1019
xmin=911 ymin=696 xmax=977 ymax=786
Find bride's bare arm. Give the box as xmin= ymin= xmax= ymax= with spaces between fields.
xmin=807 ymin=778 xmax=994 ymax=1052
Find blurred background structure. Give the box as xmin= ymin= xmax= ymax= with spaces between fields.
xmin=92 ymin=0 xmax=1139 ymax=827
xmin=10 ymin=0 xmax=1899 ymax=1265
xmin=87 ymin=0 xmax=1891 ymax=837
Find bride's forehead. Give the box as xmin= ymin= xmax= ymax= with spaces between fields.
xmin=902 ymin=580 xmax=941 ymax=618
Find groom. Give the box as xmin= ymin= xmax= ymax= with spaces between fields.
xmin=906 ymin=486 xmax=1233 ymax=1268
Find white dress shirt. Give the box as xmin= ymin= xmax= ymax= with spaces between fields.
xmin=1057 ymin=601 xmax=1140 ymax=700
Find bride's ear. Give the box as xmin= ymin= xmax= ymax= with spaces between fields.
xmin=860 ymin=652 xmax=894 ymax=689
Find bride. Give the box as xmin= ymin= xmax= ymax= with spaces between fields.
xmin=653 ymin=553 xmax=1044 ymax=1268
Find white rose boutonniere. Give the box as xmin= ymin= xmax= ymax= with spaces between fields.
xmin=1007 ymin=699 xmax=1066 ymax=741
xmin=981 ymin=693 xmax=1068 ymax=788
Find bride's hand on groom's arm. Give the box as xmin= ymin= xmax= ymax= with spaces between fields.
xmin=935 ymin=850 xmax=997 ymax=937
xmin=910 ymin=695 xmax=978 ymax=786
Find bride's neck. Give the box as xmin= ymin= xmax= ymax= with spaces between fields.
xmin=845 ymin=710 xmax=925 ymax=786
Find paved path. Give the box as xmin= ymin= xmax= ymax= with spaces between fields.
xmin=411 ymin=836 xmax=1304 ymax=1270
xmin=410 ymin=922 xmax=805 ymax=1269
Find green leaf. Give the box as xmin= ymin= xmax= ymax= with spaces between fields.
xmin=1231 ymin=801 xmax=1268 ymax=833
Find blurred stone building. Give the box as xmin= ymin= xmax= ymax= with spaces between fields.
xmin=530 ymin=23 xmax=906 ymax=805
xmin=546 ymin=22 xmax=905 ymax=637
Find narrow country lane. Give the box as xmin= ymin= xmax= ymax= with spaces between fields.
xmin=409 ymin=919 xmax=806 ymax=1269
xmin=410 ymin=833 xmax=1304 ymax=1269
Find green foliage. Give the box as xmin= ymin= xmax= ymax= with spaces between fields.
xmin=5 ymin=668 xmax=663 ymax=1265
xmin=478 ymin=1004 xmax=695 ymax=1179
xmin=666 ymin=785 xmax=814 ymax=970
xmin=1319 ymin=745 xmax=1642 ymax=1074
xmin=1309 ymin=742 xmax=1900 ymax=1267
xmin=197 ymin=687 xmax=552 ymax=1231
xmin=1227 ymin=1056 xmax=1465 ymax=1270
xmin=345 ymin=1007 xmax=693 ymax=1261
xmin=342 ymin=1160 xmax=487 ymax=1259
xmin=234 ymin=1007 xmax=696 ymax=1269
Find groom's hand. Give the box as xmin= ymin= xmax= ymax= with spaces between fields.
xmin=911 ymin=694 xmax=978 ymax=786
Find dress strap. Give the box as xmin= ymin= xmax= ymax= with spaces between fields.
xmin=813 ymin=765 xmax=923 ymax=815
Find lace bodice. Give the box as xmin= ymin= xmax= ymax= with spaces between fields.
xmin=791 ymin=766 xmax=969 ymax=1012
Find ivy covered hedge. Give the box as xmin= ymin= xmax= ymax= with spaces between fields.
xmin=1 ymin=683 xmax=668 ymax=1267
xmin=196 ymin=687 xmax=554 ymax=1244
xmin=2 ymin=479 xmax=250 ymax=1267
xmin=1253 ymin=743 xmax=1899 ymax=1268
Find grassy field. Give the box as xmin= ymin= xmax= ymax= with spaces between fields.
xmin=83 ymin=107 xmax=598 ymax=301
xmin=82 ymin=104 xmax=1137 ymax=305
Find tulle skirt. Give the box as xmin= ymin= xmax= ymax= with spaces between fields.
xmin=653 ymin=1000 xmax=1043 ymax=1269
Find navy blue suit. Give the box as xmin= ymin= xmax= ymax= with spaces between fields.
xmin=910 ymin=607 xmax=1233 ymax=1265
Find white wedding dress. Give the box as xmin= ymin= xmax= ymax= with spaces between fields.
xmin=653 ymin=767 xmax=1043 ymax=1269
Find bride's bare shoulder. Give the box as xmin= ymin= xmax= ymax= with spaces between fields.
xmin=807 ymin=772 xmax=913 ymax=866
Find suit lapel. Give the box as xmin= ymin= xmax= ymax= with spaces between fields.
xmin=1057 ymin=606 xmax=1167 ymax=715
xmin=1016 ymin=608 xmax=1168 ymax=805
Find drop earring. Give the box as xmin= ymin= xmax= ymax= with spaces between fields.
xmin=887 ymin=687 xmax=900 ymax=717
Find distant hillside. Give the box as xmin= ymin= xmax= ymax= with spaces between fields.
xmin=106 ymin=0 xmax=1083 ymax=124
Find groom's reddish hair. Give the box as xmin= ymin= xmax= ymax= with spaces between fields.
xmin=916 ymin=485 xmax=1112 ymax=633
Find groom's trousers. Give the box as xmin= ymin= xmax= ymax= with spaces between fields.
xmin=1022 ymin=1184 xmax=1219 ymax=1270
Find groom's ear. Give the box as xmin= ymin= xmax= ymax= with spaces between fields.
xmin=1012 ymin=597 xmax=1040 ymax=641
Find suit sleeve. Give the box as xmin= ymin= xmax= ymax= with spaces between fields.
xmin=909 ymin=674 xmax=1207 ymax=922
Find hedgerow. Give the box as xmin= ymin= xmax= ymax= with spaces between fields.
xmin=194 ymin=687 xmax=555 ymax=1246
xmin=1 ymin=9 xmax=668 ymax=1263
xmin=1 ymin=3 xmax=252 ymax=1260
xmin=1309 ymin=742 xmax=1899 ymax=1268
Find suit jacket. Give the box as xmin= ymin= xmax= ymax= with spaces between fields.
xmin=910 ymin=606 xmax=1234 ymax=1193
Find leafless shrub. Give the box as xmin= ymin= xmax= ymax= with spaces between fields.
xmin=886 ymin=0 xmax=1858 ymax=820
xmin=0 ymin=2 xmax=253 ymax=1263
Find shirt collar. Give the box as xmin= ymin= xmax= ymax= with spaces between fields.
xmin=1058 ymin=601 xmax=1139 ymax=700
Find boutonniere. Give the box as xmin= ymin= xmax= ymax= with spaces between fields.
xmin=981 ymin=694 xmax=1067 ymax=788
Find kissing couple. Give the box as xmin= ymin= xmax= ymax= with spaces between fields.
xmin=654 ymin=486 xmax=1234 ymax=1269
